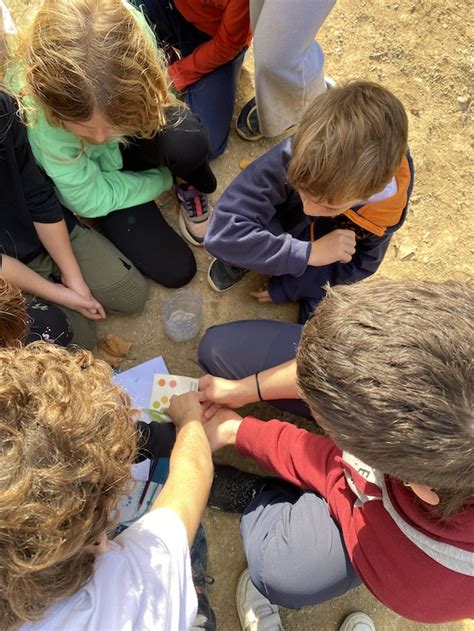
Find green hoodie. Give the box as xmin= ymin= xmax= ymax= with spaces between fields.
xmin=18 ymin=1 xmax=173 ymax=218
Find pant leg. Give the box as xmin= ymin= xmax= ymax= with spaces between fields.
xmin=241 ymin=481 xmax=360 ymax=609
xmin=198 ymin=319 xmax=310 ymax=417
xmin=122 ymin=106 xmax=216 ymax=194
xmin=137 ymin=0 xmax=240 ymax=160
xmin=67 ymin=223 xmax=148 ymax=313
xmin=98 ymin=201 xmax=196 ymax=287
xmin=185 ymin=50 xmax=246 ymax=159
xmin=252 ymin=0 xmax=336 ymax=136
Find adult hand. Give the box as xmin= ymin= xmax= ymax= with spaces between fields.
xmin=203 ymin=407 xmax=243 ymax=453
xmin=199 ymin=374 xmax=257 ymax=418
xmin=54 ymin=284 xmax=105 ymax=320
xmin=308 ymin=229 xmax=356 ymax=266
xmin=166 ymin=391 xmax=202 ymax=430
xmin=61 ymin=274 xmax=105 ymax=319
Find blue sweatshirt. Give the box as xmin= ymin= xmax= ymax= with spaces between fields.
xmin=205 ymin=138 xmax=414 ymax=315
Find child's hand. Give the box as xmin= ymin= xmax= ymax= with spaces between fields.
xmin=166 ymin=392 xmax=202 ymax=429
xmin=308 ymin=229 xmax=356 ymax=267
xmin=203 ymin=407 xmax=243 ymax=452
xmin=54 ymin=284 xmax=106 ymax=320
xmin=199 ymin=374 xmax=256 ymax=418
xmin=250 ymin=287 xmax=272 ymax=302
xmin=61 ymin=274 xmax=106 ymax=319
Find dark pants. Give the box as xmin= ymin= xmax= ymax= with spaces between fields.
xmin=26 ymin=300 xmax=73 ymax=347
xmin=199 ymin=319 xmax=310 ymax=418
xmin=198 ymin=319 xmax=361 ymax=608
xmin=139 ymin=0 xmax=246 ymax=159
xmin=99 ymin=107 xmax=217 ymax=287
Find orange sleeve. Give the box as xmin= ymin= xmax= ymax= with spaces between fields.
xmin=168 ymin=0 xmax=251 ymax=91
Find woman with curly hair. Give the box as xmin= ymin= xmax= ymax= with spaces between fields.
xmin=10 ymin=0 xmax=216 ymax=278
xmin=0 ymin=343 xmax=213 ymax=630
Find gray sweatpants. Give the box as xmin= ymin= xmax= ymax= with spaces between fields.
xmin=250 ymin=0 xmax=336 ymax=136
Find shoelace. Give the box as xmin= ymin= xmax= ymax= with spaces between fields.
xmin=179 ymin=187 xmax=208 ymax=219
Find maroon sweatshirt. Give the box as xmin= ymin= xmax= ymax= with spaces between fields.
xmin=237 ymin=417 xmax=474 ymax=623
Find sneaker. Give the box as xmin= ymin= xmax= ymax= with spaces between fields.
xmin=236 ymin=97 xmax=263 ymax=141
xmin=207 ymin=259 xmax=249 ymax=292
xmin=175 ymin=183 xmax=212 ymax=247
xmin=191 ymin=524 xmax=217 ymax=630
xmin=236 ymin=568 xmax=284 ymax=631
xmin=209 ymin=465 xmax=268 ymax=513
xmin=339 ymin=612 xmax=376 ymax=631
xmin=236 ymin=77 xmax=336 ymax=143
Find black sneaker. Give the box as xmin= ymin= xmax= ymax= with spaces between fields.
xmin=191 ymin=524 xmax=216 ymax=631
xmin=207 ymin=259 xmax=249 ymax=292
xmin=209 ymin=465 xmax=268 ymax=513
xmin=236 ymin=97 xmax=263 ymax=141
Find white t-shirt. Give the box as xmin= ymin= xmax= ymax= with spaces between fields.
xmin=22 ymin=509 xmax=197 ymax=631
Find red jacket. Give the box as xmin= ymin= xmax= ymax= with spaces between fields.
xmin=169 ymin=0 xmax=251 ymax=90
xmin=237 ymin=417 xmax=474 ymax=623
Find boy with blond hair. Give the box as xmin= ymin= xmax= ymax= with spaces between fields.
xmin=205 ymin=81 xmax=414 ymax=322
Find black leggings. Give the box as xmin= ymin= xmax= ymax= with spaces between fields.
xmin=99 ymin=108 xmax=217 ymax=287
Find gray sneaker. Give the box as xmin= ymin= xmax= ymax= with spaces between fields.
xmin=207 ymin=258 xmax=249 ymax=292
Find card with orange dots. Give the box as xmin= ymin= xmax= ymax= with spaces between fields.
xmin=149 ymin=373 xmax=198 ymax=420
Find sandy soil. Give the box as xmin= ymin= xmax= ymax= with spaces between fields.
xmin=7 ymin=0 xmax=474 ymax=629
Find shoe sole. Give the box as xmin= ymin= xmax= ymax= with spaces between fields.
xmin=178 ymin=212 xmax=205 ymax=248
xmin=235 ymin=123 xmax=264 ymax=142
xmin=207 ymin=260 xmax=242 ymax=293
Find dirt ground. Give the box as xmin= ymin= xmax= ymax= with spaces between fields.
xmin=8 ymin=0 xmax=474 ymax=629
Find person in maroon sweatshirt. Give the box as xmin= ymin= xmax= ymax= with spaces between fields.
xmin=196 ymin=278 xmax=474 ymax=624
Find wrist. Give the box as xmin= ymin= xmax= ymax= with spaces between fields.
xmin=178 ymin=414 xmax=202 ymax=429
xmin=226 ymin=419 xmax=241 ymax=446
xmin=241 ymin=375 xmax=259 ymax=404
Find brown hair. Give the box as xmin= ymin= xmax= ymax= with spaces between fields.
xmin=0 ymin=343 xmax=138 ymax=629
xmin=0 ymin=275 xmax=29 ymax=347
xmin=296 ymin=279 xmax=473 ymax=518
xmin=15 ymin=0 xmax=180 ymax=136
xmin=288 ymin=81 xmax=408 ymax=204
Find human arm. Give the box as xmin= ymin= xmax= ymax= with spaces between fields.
xmin=27 ymin=114 xmax=173 ymax=218
xmin=199 ymin=359 xmax=299 ymax=418
xmin=204 ymin=139 xmax=311 ymax=277
xmin=0 ymin=253 xmax=105 ymax=319
xmin=203 ymin=410 xmax=339 ymax=500
xmin=168 ymin=0 xmax=250 ymax=90
xmin=268 ymin=230 xmax=393 ymax=304
xmin=32 ymin=220 xmax=105 ymax=318
xmin=155 ymin=392 xmax=213 ymax=545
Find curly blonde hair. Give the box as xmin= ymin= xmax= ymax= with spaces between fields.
xmin=0 ymin=343 xmax=138 ymax=629
xmin=0 ymin=275 xmax=29 ymax=347
xmin=15 ymin=0 xmax=181 ymax=136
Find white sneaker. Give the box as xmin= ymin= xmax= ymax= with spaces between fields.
xmin=236 ymin=569 xmax=284 ymax=631
xmin=339 ymin=612 xmax=376 ymax=631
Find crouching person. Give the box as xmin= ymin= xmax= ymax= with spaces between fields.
xmin=199 ymin=279 xmax=474 ymax=625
